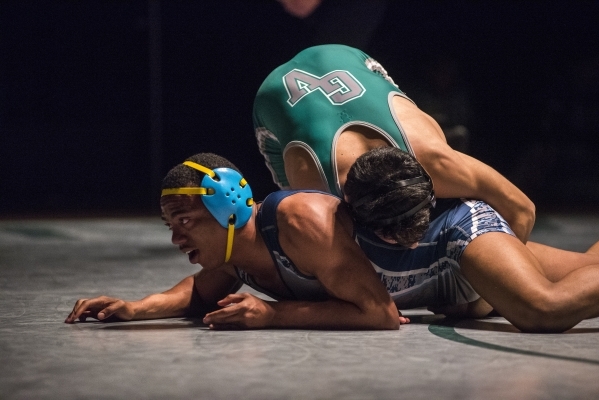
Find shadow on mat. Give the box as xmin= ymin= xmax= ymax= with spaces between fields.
xmin=99 ymin=318 xmax=208 ymax=330
xmin=405 ymin=314 xmax=599 ymax=333
xmin=428 ymin=319 xmax=599 ymax=365
xmin=428 ymin=317 xmax=599 ymax=334
xmin=81 ymin=314 xmax=599 ymax=334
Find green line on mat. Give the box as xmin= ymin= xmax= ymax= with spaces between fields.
xmin=429 ymin=322 xmax=599 ymax=366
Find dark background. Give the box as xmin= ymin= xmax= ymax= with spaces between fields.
xmin=2 ymin=0 xmax=598 ymax=218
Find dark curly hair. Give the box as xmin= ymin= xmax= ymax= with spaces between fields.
xmin=344 ymin=147 xmax=435 ymax=247
xmin=161 ymin=153 xmax=240 ymax=191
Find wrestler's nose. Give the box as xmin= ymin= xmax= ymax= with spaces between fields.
xmin=171 ymin=228 xmax=185 ymax=245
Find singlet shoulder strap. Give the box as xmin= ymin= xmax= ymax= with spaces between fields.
xmin=258 ymin=189 xmax=337 ymax=227
xmin=257 ymin=190 xmax=332 ymax=301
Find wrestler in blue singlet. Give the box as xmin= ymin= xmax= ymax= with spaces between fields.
xmin=235 ymin=191 xmax=515 ymax=308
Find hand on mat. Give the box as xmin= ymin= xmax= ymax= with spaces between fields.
xmin=203 ymin=292 xmax=274 ymax=330
xmin=64 ymin=296 xmax=134 ymax=323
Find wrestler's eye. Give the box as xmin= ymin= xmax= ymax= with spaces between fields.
xmin=180 ymin=217 xmax=190 ymax=225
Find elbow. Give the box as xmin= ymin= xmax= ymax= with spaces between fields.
xmin=504 ymin=195 xmax=536 ymax=243
xmin=359 ymin=301 xmax=399 ymax=330
xmin=387 ymin=318 xmax=400 ymax=330
xmin=522 ymin=198 xmax=536 ymax=225
xmin=379 ymin=302 xmax=400 ymax=330
xmin=519 ymin=200 xmax=536 ymax=241
xmin=528 ymin=201 xmax=536 ymax=226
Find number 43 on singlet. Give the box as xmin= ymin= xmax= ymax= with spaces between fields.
xmin=283 ymin=69 xmax=366 ymax=107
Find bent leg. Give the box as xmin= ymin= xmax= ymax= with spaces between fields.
xmin=526 ymin=241 xmax=599 ymax=282
xmin=461 ymin=233 xmax=599 ymax=333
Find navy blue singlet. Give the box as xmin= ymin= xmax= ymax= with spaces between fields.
xmin=235 ymin=190 xmax=330 ymax=301
xmin=235 ymin=191 xmax=515 ymax=308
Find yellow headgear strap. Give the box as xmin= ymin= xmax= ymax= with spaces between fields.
xmin=182 ymin=161 xmax=216 ymax=177
xmin=160 ymin=161 xmax=216 ymax=197
xmin=161 ymin=160 xmax=237 ymax=264
xmin=224 ymin=216 xmax=235 ymax=263
xmin=161 ymin=187 xmax=213 ymax=196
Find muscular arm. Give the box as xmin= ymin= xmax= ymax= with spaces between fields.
xmin=203 ymin=194 xmax=400 ymax=330
xmin=127 ymin=274 xmax=199 ymax=320
xmin=395 ymin=97 xmax=535 ymax=242
xmin=65 ymin=267 xmax=241 ymax=323
xmin=420 ymin=143 xmax=535 ymax=242
xmin=272 ymin=194 xmax=399 ymax=330
xmin=405 ymin=113 xmax=535 ymax=242
xmin=130 ymin=267 xmax=242 ymax=320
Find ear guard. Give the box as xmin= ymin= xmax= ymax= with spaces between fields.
xmin=161 ymin=161 xmax=254 ymax=263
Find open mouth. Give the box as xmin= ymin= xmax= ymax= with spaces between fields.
xmin=185 ymin=249 xmax=199 ymax=263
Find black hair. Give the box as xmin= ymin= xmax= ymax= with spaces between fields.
xmin=344 ymin=147 xmax=434 ymax=247
xmin=161 ymin=153 xmax=241 ymax=190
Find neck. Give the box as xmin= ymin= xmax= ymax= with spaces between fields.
xmin=226 ymin=204 xmax=273 ymax=277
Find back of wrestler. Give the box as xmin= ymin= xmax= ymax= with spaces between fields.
xmin=254 ymin=44 xmax=536 ymax=243
xmin=254 ymin=44 xmax=412 ymax=197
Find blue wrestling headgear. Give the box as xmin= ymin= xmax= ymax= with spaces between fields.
xmin=161 ymin=161 xmax=254 ymax=263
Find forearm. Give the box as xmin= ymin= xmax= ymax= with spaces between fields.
xmin=480 ymin=181 xmax=535 ymax=243
xmin=464 ymin=152 xmax=535 ymax=242
xmin=268 ymin=298 xmax=399 ymax=330
xmin=129 ymin=275 xmax=196 ymax=320
xmin=129 ymin=294 xmax=189 ymax=320
xmin=429 ymin=150 xmax=536 ymax=243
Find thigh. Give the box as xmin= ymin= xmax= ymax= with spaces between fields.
xmin=526 ymin=242 xmax=599 ymax=282
xmin=459 ymin=232 xmax=551 ymax=325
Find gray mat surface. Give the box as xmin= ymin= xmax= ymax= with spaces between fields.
xmin=2 ymin=214 xmax=599 ymax=399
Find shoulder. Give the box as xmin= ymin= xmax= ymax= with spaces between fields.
xmin=277 ymin=192 xmax=343 ymax=235
xmin=276 ymin=192 xmax=353 ymax=251
xmin=274 ymin=192 xmax=359 ymax=275
xmin=392 ymin=97 xmax=447 ymax=155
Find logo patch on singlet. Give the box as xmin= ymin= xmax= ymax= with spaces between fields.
xmin=283 ymin=69 xmax=365 ymax=107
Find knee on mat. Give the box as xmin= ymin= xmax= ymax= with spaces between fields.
xmin=508 ymin=296 xmax=574 ymax=333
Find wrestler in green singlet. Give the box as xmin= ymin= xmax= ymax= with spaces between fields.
xmin=253 ymin=44 xmax=414 ymax=197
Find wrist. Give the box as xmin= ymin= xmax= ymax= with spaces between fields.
xmin=128 ymin=300 xmax=144 ymax=320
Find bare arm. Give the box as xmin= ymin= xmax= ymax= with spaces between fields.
xmin=398 ymin=98 xmax=535 ymax=242
xmin=127 ymin=274 xmax=198 ymax=320
xmin=273 ymin=199 xmax=399 ymax=329
xmin=203 ymin=194 xmax=400 ymax=330
xmin=420 ymin=144 xmax=535 ymax=242
xmin=65 ymin=267 xmax=241 ymax=323
xmin=268 ymin=297 xmax=398 ymax=330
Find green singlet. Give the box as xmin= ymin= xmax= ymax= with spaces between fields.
xmin=253 ymin=44 xmax=414 ymax=197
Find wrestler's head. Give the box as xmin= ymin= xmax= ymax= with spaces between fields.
xmin=160 ymin=153 xmax=252 ymax=267
xmin=344 ymin=147 xmax=435 ymax=247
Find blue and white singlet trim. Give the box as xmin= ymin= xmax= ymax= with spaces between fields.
xmin=356 ymin=199 xmax=515 ymax=308
xmin=237 ymin=192 xmax=515 ymax=308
